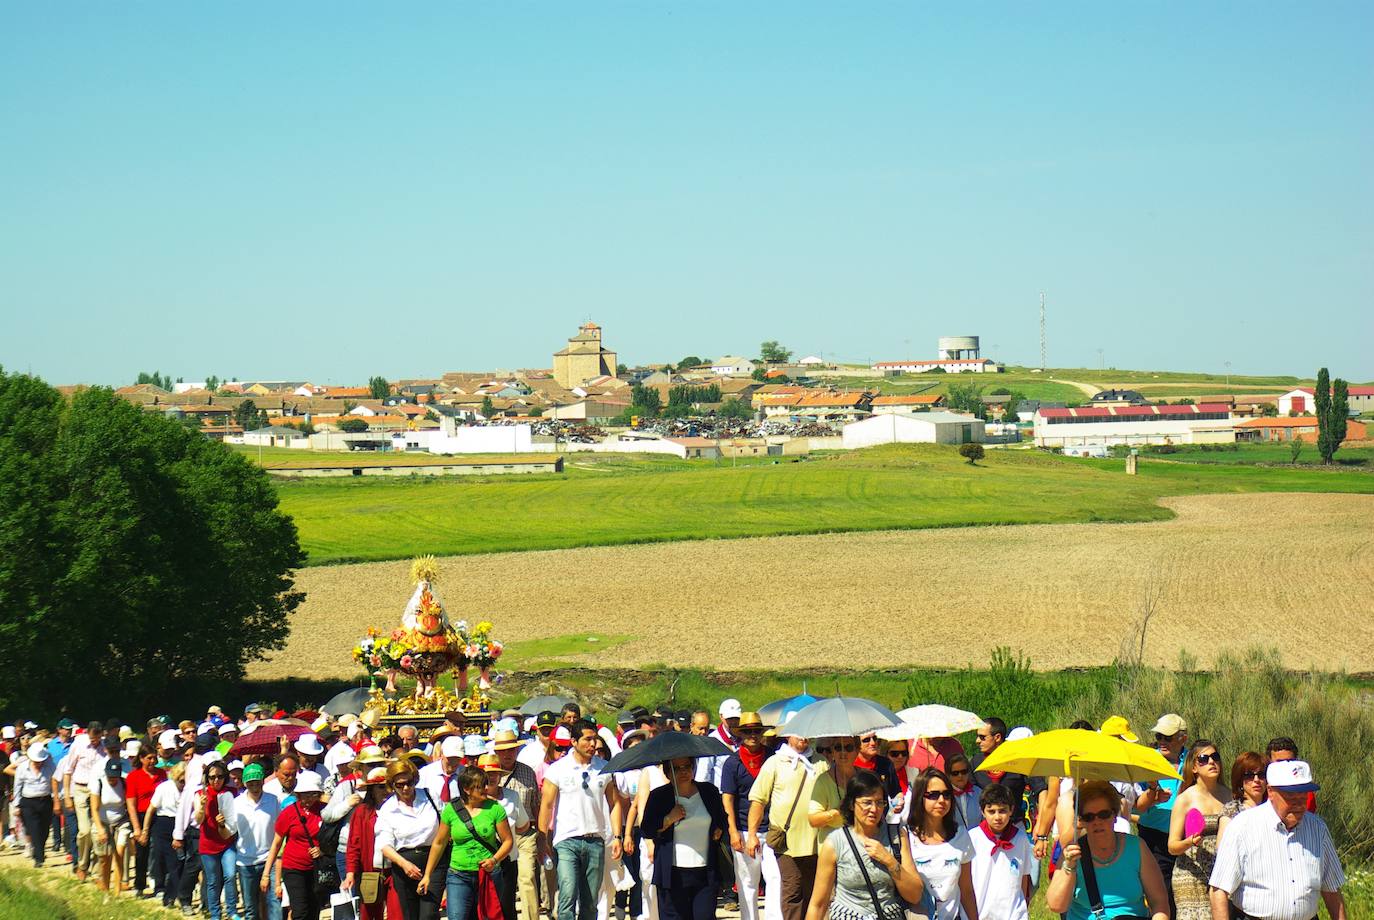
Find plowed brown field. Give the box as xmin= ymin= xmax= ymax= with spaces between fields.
xmin=250 ymin=493 xmax=1374 ymax=679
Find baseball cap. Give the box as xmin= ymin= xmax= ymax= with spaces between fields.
xmin=719 ymin=698 xmax=742 ymax=720
xmin=57 ymin=718 xmax=75 ymax=730
xmin=104 ymin=759 xmax=123 ymax=777
xmin=1151 ymin=714 xmax=1187 ymax=737
xmin=295 ymin=733 xmax=324 ymax=756
xmin=440 ymin=736 xmax=465 ymax=759
xmin=551 ymin=726 xmax=573 ymax=749
xmin=294 ymin=771 xmax=323 ymax=794
xmin=123 ymin=741 xmax=142 ymax=759
xmin=1006 ymin=727 xmax=1034 ymax=742
xmin=217 ymin=723 xmax=238 ymax=736
xmin=536 ymin=712 xmax=558 ymax=729
xmin=119 ymin=726 xmax=136 ymax=741
xmin=197 ymin=721 xmax=216 ymax=735
xmin=1 ymin=727 xmax=13 ymax=740
xmin=1100 ymin=716 xmax=1138 ymax=743
xmin=463 ymin=734 xmax=487 ymax=758
xmin=616 ymin=711 xmax=636 ymax=727
xmin=244 ymin=703 xmax=264 ymax=715
xmin=242 ymin=763 xmax=266 ymax=783
xmin=1266 ymin=759 xmax=1320 ymax=793
xmin=158 ymin=729 xmax=179 ymax=749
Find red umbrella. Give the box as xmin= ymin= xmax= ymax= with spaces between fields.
xmin=226 ymin=719 xmax=314 ymax=758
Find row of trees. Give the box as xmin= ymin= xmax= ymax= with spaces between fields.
xmin=0 ymin=370 xmax=305 ymax=717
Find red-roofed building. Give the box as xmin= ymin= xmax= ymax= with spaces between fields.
xmin=1033 ymin=403 xmax=1238 ymax=448
xmin=1235 ymin=416 xmax=1368 ymax=443
xmin=871 ymin=358 xmax=999 ymax=375
xmin=1278 ymin=386 xmax=1374 ymax=416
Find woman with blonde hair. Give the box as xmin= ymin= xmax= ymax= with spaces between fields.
xmin=376 ymin=760 xmax=442 ymax=920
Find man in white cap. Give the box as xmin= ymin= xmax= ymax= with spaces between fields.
xmin=419 ymin=735 xmax=467 ymax=804
xmin=215 ymin=723 xmax=238 ymax=757
xmin=1137 ymin=712 xmax=1188 ymax=915
xmin=1209 ymin=759 xmax=1347 ymax=920
xmin=294 ymin=733 xmax=330 ymax=785
xmin=324 ymin=716 xmax=360 ymax=778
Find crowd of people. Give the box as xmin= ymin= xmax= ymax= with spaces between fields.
xmin=0 ymin=700 xmax=1350 ymax=920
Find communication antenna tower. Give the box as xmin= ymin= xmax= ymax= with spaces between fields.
xmin=1039 ymin=291 xmax=1047 ymax=371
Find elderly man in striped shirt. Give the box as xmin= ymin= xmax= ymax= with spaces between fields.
xmin=1208 ymin=759 xmax=1346 ymax=920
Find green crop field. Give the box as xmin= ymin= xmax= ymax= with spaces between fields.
xmin=273 ymin=443 xmax=1374 ymax=565
xmin=1145 ymin=443 xmax=1374 ymax=466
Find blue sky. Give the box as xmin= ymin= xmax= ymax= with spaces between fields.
xmin=3 ymin=3 xmax=1371 ymax=385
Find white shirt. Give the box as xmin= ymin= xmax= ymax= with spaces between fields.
xmin=322 ymin=777 xmax=364 ymax=850
xmin=65 ymin=736 xmax=104 ymax=786
xmin=1209 ymin=800 xmax=1345 ymax=920
xmin=517 ymin=739 xmax=546 ymax=775
xmin=909 ymin=827 xmax=973 ymax=920
xmin=374 ymin=791 xmax=441 ymax=866
xmin=150 ymin=780 xmax=182 ymax=819
xmin=232 ymin=791 xmax=281 ymax=866
xmin=91 ymin=774 xmax=129 ymax=825
xmin=493 ymin=787 xmax=530 ymax=834
xmin=672 ymin=791 xmax=711 ymax=868
xmin=544 ymin=755 xmax=613 ymax=845
xmin=12 ymin=755 xmax=57 ymax=799
xmin=418 ymin=761 xmax=462 ymax=806
xmin=969 ymin=826 xmax=1032 ymax=920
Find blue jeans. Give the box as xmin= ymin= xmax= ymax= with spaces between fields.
xmin=554 ymin=837 xmax=606 ymax=920
xmin=446 ymin=864 xmax=505 ymax=920
xmin=236 ymin=862 xmax=266 ymax=920
xmin=264 ymin=866 xmax=283 ymax=920
xmin=201 ymin=847 xmax=239 ymax=920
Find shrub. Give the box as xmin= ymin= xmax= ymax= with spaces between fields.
xmin=958 ymin=443 xmax=985 ymax=464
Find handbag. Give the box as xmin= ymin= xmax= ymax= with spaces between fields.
xmin=296 ymin=804 xmax=341 ymax=896
xmin=765 ymin=762 xmax=806 ymax=851
xmin=842 ymin=828 xmax=899 ymax=920
xmin=358 ymin=871 xmax=381 ymax=904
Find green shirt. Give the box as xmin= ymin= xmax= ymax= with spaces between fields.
xmin=441 ymin=800 xmax=508 ymax=872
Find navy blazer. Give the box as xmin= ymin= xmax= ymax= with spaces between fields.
xmin=640 ymin=781 xmax=729 ymax=889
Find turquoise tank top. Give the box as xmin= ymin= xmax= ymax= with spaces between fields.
xmin=1068 ymin=834 xmax=1149 ymax=920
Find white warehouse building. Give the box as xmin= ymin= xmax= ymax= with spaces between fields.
xmin=842 ymin=411 xmax=985 ymax=449
xmin=1033 ymin=403 xmax=1237 ymax=448
xmin=871 ymin=358 xmax=999 ymax=374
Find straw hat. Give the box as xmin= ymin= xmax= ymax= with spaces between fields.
xmin=492 ymin=729 xmax=522 ymax=751
xmin=477 ymin=753 xmax=507 ymax=774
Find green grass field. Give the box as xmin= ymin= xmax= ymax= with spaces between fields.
xmin=274 ymin=443 xmax=1374 ymax=565
xmin=1147 ymin=443 xmax=1373 ymax=466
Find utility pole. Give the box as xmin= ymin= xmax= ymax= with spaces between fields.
xmin=1225 ymin=360 xmax=1232 ymax=389
xmin=1039 ymin=291 xmax=1047 ymax=372
xmin=1098 ymin=348 xmax=1105 ymax=371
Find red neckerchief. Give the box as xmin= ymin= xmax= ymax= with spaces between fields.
xmin=853 ymin=754 xmax=877 ymax=770
xmin=738 ymin=746 xmax=766 ymax=777
xmin=955 ymin=783 xmax=978 ymax=799
xmin=714 ymin=724 xmax=738 ymax=749
xmin=896 ymin=768 xmax=909 ymax=794
xmin=979 ymin=819 xmax=1017 ymax=852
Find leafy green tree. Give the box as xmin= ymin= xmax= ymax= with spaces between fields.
xmin=233 ymin=399 xmax=267 ymax=431
xmin=1319 ymin=376 xmax=1349 ymax=464
xmin=616 ymin=364 xmax=628 ymax=377
xmin=528 ymin=407 xmax=543 ymax=418
xmin=1176 ymin=398 xmax=1194 ymax=405
xmin=751 ymin=367 xmax=767 ymax=381
xmin=368 ymin=376 xmax=390 ymax=400
xmin=180 ymin=414 xmax=203 ymax=430
xmin=135 ymin=370 xmax=173 ymax=391
xmin=205 ymin=375 xmax=221 ymax=392
xmin=0 ymin=371 xmax=304 ymax=715
xmin=1260 ymin=403 xmax=1279 ymax=417
xmin=946 ymin=382 xmax=988 ymax=420
xmin=668 ymin=384 xmax=721 ymax=409
xmin=630 ymin=384 xmax=661 ymax=416
xmin=759 ymin=341 xmax=792 ymax=363
xmin=1289 ymin=438 xmax=1305 ymax=465
xmin=678 ymin=356 xmax=704 ymax=369
xmin=480 ymin=396 xmax=496 ymax=418
xmin=338 ymin=418 xmax=369 ymax=433
xmin=958 ymin=443 xmax=985 ymax=465
xmin=1002 ymin=391 xmax=1025 ymax=421
xmin=718 ymin=397 xmax=751 ymax=419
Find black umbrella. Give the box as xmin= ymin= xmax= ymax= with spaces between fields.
xmin=321 ymin=687 xmax=373 ymax=717
xmin=602 ymin=732 xmax=732 ymax=774
xmin=520 ymin=694 xmax=574 ymax=716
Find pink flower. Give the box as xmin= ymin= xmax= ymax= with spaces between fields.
xmin=400 ymin=655 xmax=414 ymax=668
xmin=369 ymin=655 xmax=381 ymax=667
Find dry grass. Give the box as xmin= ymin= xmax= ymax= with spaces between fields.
xmin=249 ymin=492 xmax=1374 ymax=679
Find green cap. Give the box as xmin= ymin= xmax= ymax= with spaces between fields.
xmin=242 ymin=763 xmax=266 ymax=783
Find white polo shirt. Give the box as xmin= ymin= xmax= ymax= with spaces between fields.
xmin=544 ymin=754 xmax=612 ymax=845
xmin=1209 ymin=800 xmax=1345 ymax=920
xmin=969 ymin=825 xmax=1032 ymax=920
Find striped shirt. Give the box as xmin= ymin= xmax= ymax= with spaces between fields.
xmin=1209 ymin=800 xmax=1344 ymax=920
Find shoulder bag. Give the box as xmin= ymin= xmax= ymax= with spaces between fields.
xmin=765 ymin=761 xmax=806 ymax=851
xmin=842 ymin=828 xmax=895 ymax=920
xmin=1076 ymin=835 xmax=1149 ymax=920
xmin=453 ymin=802 xmax=500 ymax=856
xmin=296 ymin=803 xmax=341 ymax=897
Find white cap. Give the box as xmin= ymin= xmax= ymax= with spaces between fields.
xmin=1266 ymin=759 xmax=1320 ymax=793
xmin=202 ymin=750 xmax=223 ymax=764
xmin=719 ymin=698 xmax=742 ymax=719
xmin=227 ymin=760 xmax=244 ymax=772
xmin=123 ymin=741 xmax=141 ymax=759
xmin=217 ymin=723 xmax=238 ymax=736
xmin=523 ymin=716 xmax=536 ymax=732
xmin=158 ymin=729 xmax=178 ymax=749
xmin=295 ymin=733 xmax=324 ymax=756
xmin=24 ymin=721 xmax=37 ymax=730
xmin=346 ymin=722 xmax=363 ymax=739
xmin=441 ymin=736 xmax=465 ymax=758
xmin=1 ymin=726 xmax=14 ymax=739
xmin=197 ymin=721 xmax=216 ymax=735
xmin=1007 ymin=726 xmax=1034 ymax=742
xmin=311 ymin=715 xmax=330 ymax=733
xmin=463 ymin=734 xmax=488 ymax=757
xmin=27 ymin=741 xmax=50 ymax=762
xmin=294 ymin=770 xmax=323 ymax=793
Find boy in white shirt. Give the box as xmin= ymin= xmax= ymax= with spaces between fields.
xmin=968 ymin=783 xmax=1033 ymax=920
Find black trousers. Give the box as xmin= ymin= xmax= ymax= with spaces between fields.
xmin=132 ymin=809 xmax=151 ymax=892
xmin=499 ymin=858 xmax=518 ymax=920
xmin=1137 ymin=825 xmax=1177 ymax=917
xmin=662 ymin=867 xmax=717 ymax=920
xmin=20 ymin=796 xmax=54 ymax=866
xmin=177 ymin=831 xmax=202 ymax=907
xmin=152 ymin=816 xmax=180 ymax=907
xmin=283 ymin=867 xmax=320 ymax=920
xmin=391 ymin=847 xmax=443 ymax=920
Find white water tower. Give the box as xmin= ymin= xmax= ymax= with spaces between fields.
xmin=937 ymin=336 xmax=980 ymax=361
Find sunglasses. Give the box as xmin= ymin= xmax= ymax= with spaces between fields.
xmin=923 ymin=790 xmax=953 ymax=801
xmin=974 ymin=733 xmax=991 ymax=741
xmin=739 ymin=728 xmax=764 ymax=736
xmin=1079 ymin=808 xmax=1115 ymax=823
xmin=1195 ymin=752 xmax=1220 ymax=765
xmin=816 ymin=747 xmax=832 ymax=755
xmin=833 ymin=743 xmax=857 ymax=753
xmin=859 ymin=737 xmax=877 ymax=745
xmin=393 ymin=780 xmax=414 ymax=789
xmin=888 ymin=750 xmax=908 ymax=759
xmin=1155 ymin=732 xmax=1179 ymax=743
xmin=949 ymin=768 xmax=970 ymax=777
xmin=1242 ymin=771 xmax=1265 ymax=782
xmin=581 ymin=771 xmax=592 ymax=789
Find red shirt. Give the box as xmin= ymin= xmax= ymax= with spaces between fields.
xmin=125 ymin=766 xmax=167 ymax=814
xmin=274 ymin=802 xmax=324 ymax=872
xmin=908 ymin=737 xmax=966 ymax=774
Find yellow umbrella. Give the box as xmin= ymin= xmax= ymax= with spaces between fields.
xmin=976 ymin=728 xmax=1180 ymax=784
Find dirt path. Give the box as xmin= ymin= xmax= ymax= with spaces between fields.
xmin=250 ymin=493 xmax=1374 ymax=678
xmin=1050 ymin=377 xmax=1101 ymax=397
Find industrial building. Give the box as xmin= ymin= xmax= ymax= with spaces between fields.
xmin=1032 ymin=403 xmax=1237 ymax=448
xmin=842 ymin=411 xmax=985 ymax=449
xmin=1277 ymin=385 xmax=1374 ymax=416
xmin=871 ymin=335 xmax=1002 ymax=375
